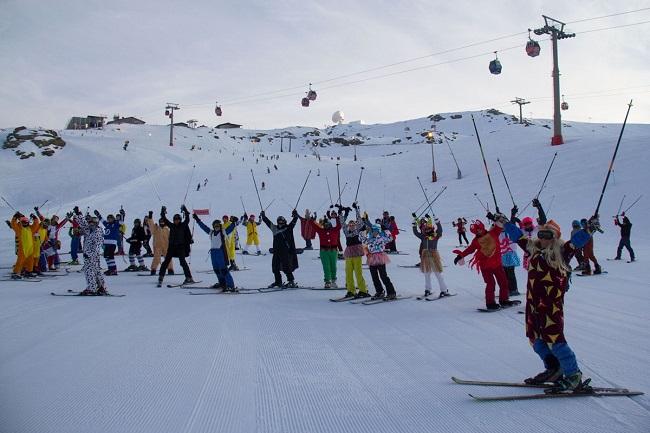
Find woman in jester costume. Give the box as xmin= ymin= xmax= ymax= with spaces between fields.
xmin=508 ymin=198 xmax=591 ymax=392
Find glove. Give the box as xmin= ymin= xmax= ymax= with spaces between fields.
xmin=352 ymin=202 xmax=358 ymax=209
xmin=181 ymin=204 xmax=188 ymax=213
xmin=243 ymin=213 xmax=248 ymax=220
xmin=259 ymin=210 xmax=265 ymax=219
xmin=531 ymin=198 xmax=540 ymax=208
xmin=486 ymin=212 xmax=495 ymax=221
xmin=453 ymin=255 xmax=462 ymax=265
xmin=148 ymin=211 xmax=153 ymax=218
xmin=192 ymin=213 xmax=199 ymax=220
xmin=161 ymin=206 xmax=167 ymax=214
xmin=93 ymin=210 xmax=101 ymax=217
xmin=34 ymin=206 xmax=39 ymax=212
xmin=73 ymin=206 xmax=81 ymax=215
xmin=411 ymin=212 xmax=417 ymax=218
xmin=425 ymin=214 xmax=430 ymax=219
xmin=66 ymin=212 xmax=73 ymax=219
xmin=291 ymin=209 xmax=299 ymax=218
xmin=511 ymin=205 xmax=518 ymax=215
xmin=29 ymin=213 xmax=36 ymax=219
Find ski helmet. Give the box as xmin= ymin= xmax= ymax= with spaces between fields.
xmin=521 ymin=216 xmax=534 ymax=229
xmin=470 ymin=220 xmax=486 ymax=235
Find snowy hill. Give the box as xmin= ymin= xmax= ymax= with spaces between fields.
xmin=1 ymin=111 xmax=649 ymax=433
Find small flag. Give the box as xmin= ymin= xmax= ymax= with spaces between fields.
xmin=193 ymin=208 xmax=210 ymax=215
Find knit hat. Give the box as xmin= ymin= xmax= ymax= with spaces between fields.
xmin=542 ymin=220 xmax=561 ymax=239
xmin=469 ymin=220 xmax=485 ymax=235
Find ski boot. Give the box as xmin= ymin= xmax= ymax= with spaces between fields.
xmin=343 ymin=291 xmax=356 ymax=298
xmin=69 ymin=259 xmax=80 ymax=265
xmin=96 ymin=287 xmax=109 ymax=296
xmin=79 ymin=289 xmax=96 ymax=296
xmin=330 ymin=280 xmax=338 ymax=289
xmin=105 ymin=269 xmax=118 ymax=276
xmin=138 ymin=265 xmax=149 ymax=271
xmin=613 ymin=256 xmax=621 ymax=261
xmin=355 ymin=291 xmax=371 ymax=299
xmin=256 ymin=250 xmax=262 ymax=255
xmin=211 ymin=282 xmax=225 ymax=289
xmin=10 ymin=273 xmax=22 ymax=280
xmin=284 ymin=281 xmax=298 ymax=288
xmin=424 ymin=289 xmax=432 ymax=298
xmin=593 ymin=265 xmax=602 ymax=275
xmin=500 ymin=299 xmax=519 ymax=307
xmin=545 ymin=372 xmax=588 ymax=394
xmin=385 ymin=292 xmax=397 ymax=300
xmin=324 ymin=281 xmax=332 ymax=289
xmin=439 ymin=290 xmax=450 ymax=297
xmin=183 ymin=277 xmax=196 ymax=285
xmin=150 ymin=269 xmax=157 ymax=276
xmin=486 ymin=303 xmax=501 ymax=311
xmin=524 ymin=368 xmax=562 ymax=385
xmin=168 ymin=270 xmax=175 ymax=275
xmin=242 ymin=250 xmax=249 ymax=255
xmin=124 ymin=265 xmax=138 ymax=272
xmin=371 ymin=291 xmax=385 ymax=300
xmin=267 ymin=281 xmax=283 ymax=289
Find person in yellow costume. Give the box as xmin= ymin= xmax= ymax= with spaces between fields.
xmin=10 ymin=212 xmax=38 ymax=278
xmin=31 ymin=209 xmax=49 ymax=274
xmin=241 ymin=213 xmax=262 ymax=255
xmin=222 ymin=215 xmax=240 ymax=271
xmin=144 ymin=211 xmax=174 ymax=276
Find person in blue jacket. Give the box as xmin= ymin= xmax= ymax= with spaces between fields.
xmin=95 ymin=211 xmax=121 ymax=275
xmin=193 ymin=212 xmax=237 ymax=292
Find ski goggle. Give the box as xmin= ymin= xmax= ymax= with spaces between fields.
xmin=537 ymin=230 xmax=555 ymax=240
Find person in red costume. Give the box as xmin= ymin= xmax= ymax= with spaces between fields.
xmin=453 ymin=212 xmax=516 ymax=310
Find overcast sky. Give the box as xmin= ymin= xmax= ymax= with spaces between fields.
xmin=1 ymin=0 xmax=648 ymax=129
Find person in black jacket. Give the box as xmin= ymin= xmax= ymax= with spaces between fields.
xmin=261 ymin=209 xmax=299 ymax=288
xmin=157 ymin=205 xmax=195 ymax=286
xmin=614 ymin=213 xmax=635 ymax=261
xmin=124 ymin=218 xmax=149 ymax=272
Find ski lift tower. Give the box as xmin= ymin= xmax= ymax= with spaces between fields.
xmin=533 ymin=15 xmax=575 ymax=145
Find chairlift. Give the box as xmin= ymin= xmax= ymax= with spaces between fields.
xmin=307 ymin=83 xmax=317 ymax=101
xmin=165 ymin=110 xmax=170 ymax=116
xmin=301 ymin=97 xmax=310 ymax=107
xmin=215 ymin=102 xmax=222 ymax=117
xmin=489 ymin=51 xmax=502 ymax=75
xmin=525 ymin=29 xmax=541 ymax=57
xmin=561 ymin=94 xmax=569 ymax=111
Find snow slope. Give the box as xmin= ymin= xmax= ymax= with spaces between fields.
xmin=1 ymin=111 xmax=649 ymax=433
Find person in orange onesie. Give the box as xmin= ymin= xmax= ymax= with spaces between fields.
xmin=453 ymin=213 xmax=516 ymax=310
xmin=10 ymin=212 xmax=38 ymax=278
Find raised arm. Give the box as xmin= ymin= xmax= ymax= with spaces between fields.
xmin=192 ymin=214 xmax=210 ymax=234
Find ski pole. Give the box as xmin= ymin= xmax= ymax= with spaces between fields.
xmin=615 ymin=194 xmax=626 ymax=216
xmin=336 ymin=163 xmax=341 ymax=205
xmin=0 ymin=196 xmax=16 ymax=211
xmin=353 ymin=166 xmax=365 ymax=203
xmin=594 ymin=100 xmax=633 ymax=217
xmin=496 ymin=158 xmax=516 ymax=207
xmin=535 ymin=152 xmax=557 ymax=200
xmin=546 ymin=195 xmax=556 ymax=215
xmin=336 ymin=182 xmax=348 ymax=205
xmin=37 ymin=199 xmax=49 ymax=210
xmin=471 ymin=115 xmax=499 ymax=213
xmin=182 ymin=165 xmax=196 ymax=206
xmin=416 ymin=176 xmax=435 ymax=217
xmin=250 ymin=169 xmax=264 ymax=211
xmin=473 ymin=193 xmax=489 ymax=212
xmin=417 ymin=186 xmax=447 ymax=219
xmin=326 ymin=177 xmax=333 ymax=206
xmin=293 ymin=170 xmax=312 ymax=210
xmin=240 ymin=195 xmax=247 ymax=215
xmin=623 ymin=194 xmax=642 ymax=214
xmin=144 ymin=168 xmax=163 ymax=203
xmin=264 ymin=199 xmax=275 ymax=212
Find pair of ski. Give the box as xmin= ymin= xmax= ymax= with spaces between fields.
xmin=477 ymin=300 xmax=521 ymax=312
xmin=163 ymin=280 xmax=203 ymax=288
xmin=575 ymin=271 xmax=608 ymax=277
xmin=451 ymin=376 xmax=643 ymax=401
xmin=51 ymin=289 xmax=125 ymax=297
xmin=1 ymin=277 xmax=42 ymax=282
xmin=415 ymin=292 xmax=457 ymax=301
xmin=607 ymin=258 xmax=635 ymax=263
xmin=331 ymin=294 xmax=413 ymax=304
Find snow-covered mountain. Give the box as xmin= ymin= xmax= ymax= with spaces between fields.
xmin=1 ymin=110 xmax=648 ymax=433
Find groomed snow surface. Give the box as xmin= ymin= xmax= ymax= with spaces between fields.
xmin=1 ymin=112 xmax=649 ymax=433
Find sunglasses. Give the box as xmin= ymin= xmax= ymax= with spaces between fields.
xmin=537 ymin=230 xmax=555 ymax=240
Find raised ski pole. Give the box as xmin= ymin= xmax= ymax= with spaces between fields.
xmin=182 ymin=164 xmax=196 ymax=206
xmin=535 ymin=152 xmax=558 ymax=200
xmin=497 ymin=159 xmax=516 ymax=207
xmin=417 ymin=186 xmax=448 ymax=219
xmin=353 ymin=166 xmax=365 ymax=203
xmin=263 ymin=199 xmax=275 ymax=212
xmin=594 ymin=100 xmax=633 ymax=217
xmin=336 ymin=163 xmax=342 ymax=205
xmin=326 ymin=177 xmax=334 ymax=206
xmin=293 ymin=170 xmax=312 ymax=210
xmin=623 ymin=194 xmax=642 ymax=213
xmin=473 ymin=193 xmax=489 ymax=212
xmin=240 ymin=195 xmax=247 ymax=215
xmin=0 ymin=196 xmax=16 ymax=211
xmin=615 ymin=194 xmax=626 ymax=217
xmin=445 ymin=136 xmax=462 ymax=179
xmin=37 ymin=199 xmax=49 ymax=210
xmin=416 ymin=176 xmax=436 ymax=217
xmin=144 ymin=168 xmax=163 ymax=203
xmin=250 ymin=169 xmax=264 ymax=211
xmin=471 ymin=115 xmax=499 ymax=213
xmin=336 ymin=182 xmax=349 ymax=205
